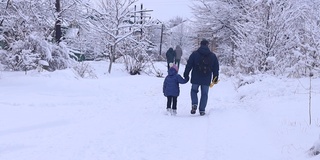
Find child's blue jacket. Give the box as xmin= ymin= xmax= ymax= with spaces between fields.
xmin=163 ymin=67 xmax=188 ymax=97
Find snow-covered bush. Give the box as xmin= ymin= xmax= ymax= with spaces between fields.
xmin=73 ymin=62 xmax=97 ymax=79
xmin=2 ymin=37 xmax=39 ymax=71
xmin=36 ymin=60 xmax=50 ymax=72
xmin=151 ymin=64 xmax=164 ymax=78
xmin=235 ymin=73 xmax=256 ymax=89
xmin=139 ymin=52 xmax=164 ymax=77
xmin=49 ymin=42 xmax=73 ymax=71
xmin=1 ymin=33 xmax=72 ymax=71
xmin=220 ymin=66 xmax=237 ymax=77
xmin=122 ymin=41 xmax=151 ymax=75
xmin=123 ymin=54 xmax=145 ymax=75
xmin=143 ymin=60 xmax=164 ymax=78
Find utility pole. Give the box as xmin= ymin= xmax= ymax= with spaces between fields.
xmin=134 ymin=5 xmax=136 ymax=23
xmin=140 ymin=4 xmax=143 ymax=36
xmin=133 ymin=4 xmax=152 ymax=34
xmin=55 ymin=0 xmax=62 ymax=43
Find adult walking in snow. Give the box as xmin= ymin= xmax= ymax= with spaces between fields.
xmin=183 ymin=39 xmax=219 ymax=116
xmin=174 ymin=45 xmax=183 ymax=69
xmin=163 ymin=63 xmax=188 ymax=115
xmin=166 ymin=47 xmax=176 ymax=71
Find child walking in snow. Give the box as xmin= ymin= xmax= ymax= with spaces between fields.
xmin=163 ymin=63 xmax=188 ymax=115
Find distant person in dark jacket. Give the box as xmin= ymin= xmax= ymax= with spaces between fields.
xmin=163 ymin=63 xmax=188 ymax=115
xmin=166 ymin=48 xmax=176 ymax=71
xmin=183 ymin=39 xmax=219 ymax=116
xmin=174 ymin=45 xmax=183 ymax=69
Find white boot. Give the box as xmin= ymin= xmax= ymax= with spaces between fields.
xmin=166 ymin=108 xmax=172 ymax=115
xmin=171 ymin=109 xmax=177 ymax=116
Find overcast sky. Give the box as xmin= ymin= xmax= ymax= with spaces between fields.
xmin=135 ymin=0 xmax=193 ymax=21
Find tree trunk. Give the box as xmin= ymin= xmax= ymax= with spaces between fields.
xmin=55 ymin=0 xmax=62 ymax=43
xmin=1 ymin=0 xmax=11 ymax=26
xmin=108 ymin=56 xmax=113 ymax=73
xmin=108 ymin=45 xmax=115 ymax=73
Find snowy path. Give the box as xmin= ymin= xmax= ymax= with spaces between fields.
xmin=0 ymin=63 xmax=318 ymax=160
xmin=146 ymin=77 xmax=279 ymax=160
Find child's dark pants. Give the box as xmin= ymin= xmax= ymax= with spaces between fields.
xmin=167 ymin=96 xmax=177 ymax=110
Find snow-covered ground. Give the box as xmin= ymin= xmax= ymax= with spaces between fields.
xmin=1 ymin=61 xmax=320 ymax=160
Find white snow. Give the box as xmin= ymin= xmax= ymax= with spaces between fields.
xmin=38 ymin=60 xmax=49 ymax=66
xmin=1 ymin=61 xmax=320 ymax=160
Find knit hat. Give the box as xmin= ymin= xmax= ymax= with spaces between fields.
xmin=200 ymin=39 xmax=209 ymax=46
xmin=171 ymin=64 xmax=178 ymax=71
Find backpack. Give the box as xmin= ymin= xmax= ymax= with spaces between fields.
xmin=196 ymin=53 xmax=212 ymax=76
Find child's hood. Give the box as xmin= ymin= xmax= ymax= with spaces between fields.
xmin=168 ymin=67 xmax=178 ymax=76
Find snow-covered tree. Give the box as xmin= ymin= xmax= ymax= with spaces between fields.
xmin=0 ymin=0 xmax=84 ymax=71
xmin=86 ymin=0 xmax=152 ymax=74
xmin=236 ymin=0 xmax=320 ymax=76
xmin=281 ymin=0 xmax=320 ymax=77
xmin=191 ymin=0 xmax=320 ymax=77
xmin=191 ymin=0 xmax=249 ymax=67
xmin=166 ymin=17 xmax=194 ymax=57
